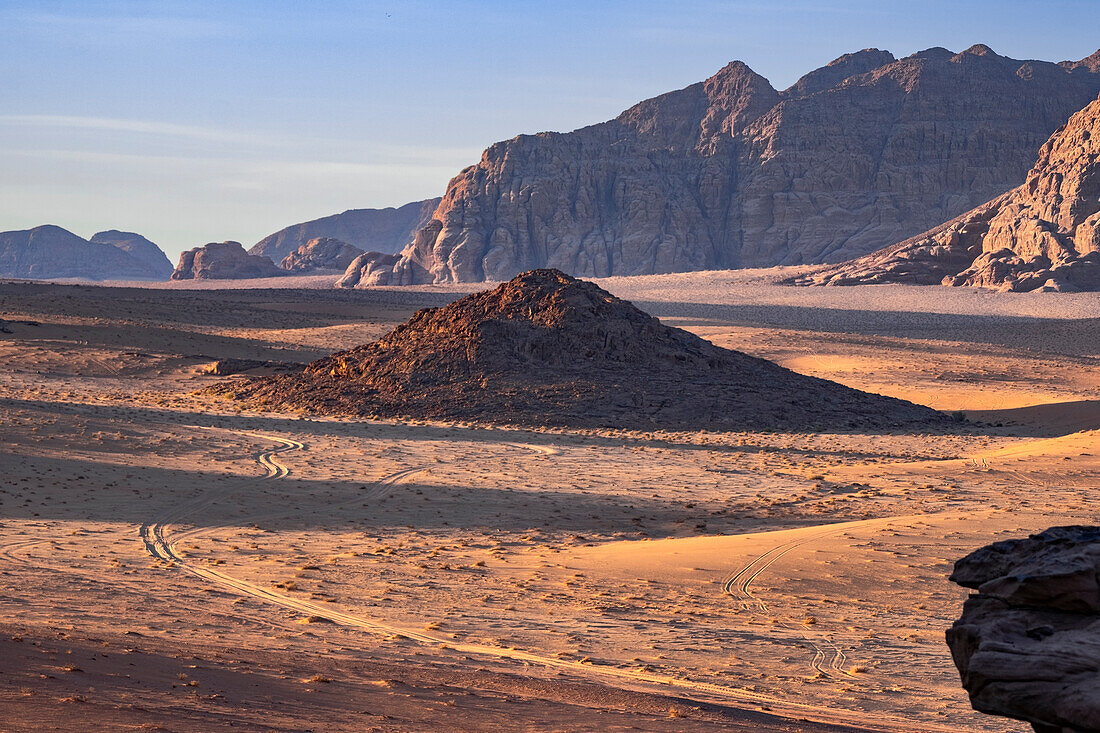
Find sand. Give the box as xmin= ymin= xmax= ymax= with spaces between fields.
xmin=1 ymin=269 xmax=1097 ymax=731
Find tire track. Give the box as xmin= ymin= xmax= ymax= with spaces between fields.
xmin=137 ymin=433 xmax=959 ymax=733
xmin=720 ymin=516 xmax=919 ymax=680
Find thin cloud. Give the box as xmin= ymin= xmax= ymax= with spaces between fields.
xmin=0 ymin=115 xmax=273 ymax=146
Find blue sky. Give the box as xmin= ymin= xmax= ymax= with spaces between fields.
xmin=3 ymin=0 xmax=1099 ymax=261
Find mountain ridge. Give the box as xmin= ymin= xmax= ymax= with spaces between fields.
xmin=337 ymin=45 xmax=1100 ymax=286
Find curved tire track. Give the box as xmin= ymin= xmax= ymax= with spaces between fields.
xmin=139 ymin=433 xmax=957 ymax=733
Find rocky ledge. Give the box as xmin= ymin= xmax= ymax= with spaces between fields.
xmin=946 ymin=526 xmax=1100 ymax=732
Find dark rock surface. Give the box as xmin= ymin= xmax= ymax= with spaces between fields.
xmin=0 ymin=225 xmax=171 ymax=281
xmin=341 ymin=46 xmax=1100 ymax=285
xmin=946 ymin=526 xmax=1100 ymax=732
xmin=203 ymin=358 xmax=302 ymax=376
xmin=251 ymin=199 xmax=440 ymax=265
xmin=214 ymin=269 xmax=948 ymax=431
xmin=171 ymin=242 xmax=285 ymax=280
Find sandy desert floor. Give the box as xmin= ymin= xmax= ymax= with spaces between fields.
xmin=1 ymin=270 xmax=1097 ymax=732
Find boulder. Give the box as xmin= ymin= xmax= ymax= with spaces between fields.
xmin=171 ymin=242 xmax=284 ymax=280
xmin=946 ymin=526 xmax=1100 ymax=732
xmin=279 ymin=237 xmax=364 ymax=273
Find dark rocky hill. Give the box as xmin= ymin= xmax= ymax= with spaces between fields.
xmin=214 ymin=269 xmax=947 ymax=431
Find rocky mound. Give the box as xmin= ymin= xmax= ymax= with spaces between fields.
xmin=946 ymin=526 xmax=1100 ymax=732
xmin=89 ymin=230 xmax=174 ymax=279
xmin=337 ymin=46 xmax=1100 ymax=286
xmin=171 ymin=241 xmax=284 ymax=280
xmin=213 ymin=269 xmax=947 ymax=431
xmin=279 ymin=237 xmax=364 ymax=272
xmin=0 ymin=225 xmax=171 ymax=281
xmin=795 ymin=92 xmax=1100 ymax=292
xmin=251 ymin=199 xmax=440 ymax=265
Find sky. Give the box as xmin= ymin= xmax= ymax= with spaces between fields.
xmin=4 ymin=0 xmax=1100 ymax=261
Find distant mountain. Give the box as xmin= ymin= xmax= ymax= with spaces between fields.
xmin=89 ymin=230 xmax=174 ymax=279
xmin=172 ymin=241 xmax=285 ymax=280
xmin=280 ymin=237 xmax=364 ymax=272
xmin=250 ymin=199 xmax=440 ymax=266
xmin=794 ymin=92 xmax=1100 ymax=292
xmin=0 ymin=225 xmax=171 ymax=281
xmin=337 ymin=45 xmax=1100 ymax=286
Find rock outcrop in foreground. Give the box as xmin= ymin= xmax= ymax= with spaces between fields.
xmin=339 ymin=45 xmax=1100 ymax=286
xmin=0 ymin=225 xmax=171 ymax=281
xmin=797 ymin=93 xmax=1100 ymax=291
xmin=214 ymin=269 xmax=946 ymax=431
xmin=279 ymin=237 xmax=364 ymax=272
xmin=171 ymin=241 xmax=284 ymax=280
xmin=251 ymin=199 xmax=440 ymax=266
xmin=947 ymin=526 xmax=1100 ymax=732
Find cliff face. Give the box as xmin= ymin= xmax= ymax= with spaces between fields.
xmin=0 ymin=225 xmax=170 ymax=281
xmin=795 ymin=91 xmax=1100 ymax=291
xmin=251 ymin=199 xmax=440 ymax=266
xmin=339 ymin=45 xmax=1100 ymax=286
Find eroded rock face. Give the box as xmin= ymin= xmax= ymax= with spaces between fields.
xmin=251 ymin=199 xmax=440 ymax=266
xmin=279 ymin=237 xmax=364 ymax=272
xmin=341 ymin=46 xmax=1100 ymax=286
xmin=946 ymin=526 xmax=1100 ymax=732
xmin=171 ymin=241 xmax=284 ymax=280
xmin=797 ymin=91 xmax=1100 ymax=291
xmin=214 ymin=268 xmax=947 ymax=431
xmin=0 ymin=225 xmax=171 ymax=281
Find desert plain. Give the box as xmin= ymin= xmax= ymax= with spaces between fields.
xmin=1 ymin=269 xmax=1097 ymax=732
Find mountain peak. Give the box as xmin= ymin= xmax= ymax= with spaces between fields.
xmin=960 ymin=43 xmax=998 ymax=57
xmin=784 ymin=48 xmax=896 ymax=97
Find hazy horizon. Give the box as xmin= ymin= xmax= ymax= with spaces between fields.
xmin=5 ymin=0 xmax=1100 ymax=261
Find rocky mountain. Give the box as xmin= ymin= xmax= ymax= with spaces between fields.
xmin=171 ymin=241 xmax=285 ymax=280
xmin=336 ymin=45 xmax=1100 ymax=286
xmin=794 ymin=92 xmax=1100 ymax=291
xmin=89 ymin=230 xmax=174 ymax=279
xmin=251 ymin=199 xmax=440 ymax=266
xmin=947 ymin=526 xmax=1100 ymax=731
xmin=0 ymin=225 xmax=171 ymax=281
xmin=213 ymin=269 xmax=946 ymax=431
xmin=280 ymin=237 xmax=364 ymax=272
